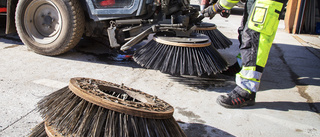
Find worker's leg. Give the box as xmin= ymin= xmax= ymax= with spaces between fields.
xmin=238 ymin=0 xmax=255 ymax=49
xmin=222 ymin=0 xmax=255 ymax=76
xmin=217 ymin=0 xmax=287 ymax=108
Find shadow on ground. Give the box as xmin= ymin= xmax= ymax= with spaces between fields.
xmin=0 ymin=18 xmax=22 ymax=44
xmin=56 ymin=38 xmax=143 ymax=68
xmin=168 ymin=74 xmax=235 ymax=92
xmin=178 ymin=121 xmax=235 ymax=137
xmin=259 ymin=43 xmax=320 ymax=91
xmin=245 ymin=102 xmax=320 ymax=114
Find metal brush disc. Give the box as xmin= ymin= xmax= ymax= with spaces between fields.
xmin=197 ymin=22 xmax=217 ymax=28
xmin=68 ymin=77 xmax=174 ymax=119
xmin=196 ymin=22 xmax=217 ymax=31
xmin=154 ymin=33 xmax=211 ymax=47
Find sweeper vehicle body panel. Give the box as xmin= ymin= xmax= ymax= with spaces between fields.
xmin=4 ymin=0 xmax=201 ymax=55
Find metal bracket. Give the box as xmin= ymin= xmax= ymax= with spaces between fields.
xmin=107 ymin=23 xmax=121 ymax=48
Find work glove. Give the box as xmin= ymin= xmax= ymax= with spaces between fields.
xmin=200 ymin=2 xmax=231 ymax=19
xmin=220 ymin=8 xmax=231 ymax=18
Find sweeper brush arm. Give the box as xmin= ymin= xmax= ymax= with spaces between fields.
xmin=120 ymin=23 xmax=199 ymax=51
xmin=116 ymin=0 xmax=204 ymax=51
xmin=120 ymin=27 xmax=154 ymax=51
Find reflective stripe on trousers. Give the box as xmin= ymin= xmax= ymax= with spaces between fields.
xmin=236 ymin=67 xmax=262 ymax=93
xmin=219 ymin=0 xmax=240 ymax=9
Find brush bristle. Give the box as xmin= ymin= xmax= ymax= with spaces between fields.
xmin=28 ymin=121 xmax=47 ymax=137
xmin=195 ymin=29 xmax=232 ymax=49
xmin=36 ymin=86 xmax=185 ymax=137
xmin=133 ymin=40 xmax=228 ymax=76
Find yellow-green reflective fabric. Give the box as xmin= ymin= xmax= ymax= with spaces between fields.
xmin=248 ymin=0 xmax=283 ymax=35
xmin=248 ymin=0 xmax=284 ymax=67
xmin=252 ymin=7 xmax=267 ymax=23
xmin=219 ymin=0 xmax=240 ymax=9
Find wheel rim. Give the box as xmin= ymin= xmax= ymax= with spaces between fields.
xmin=24 ymin=0 xmax=62 ymax=45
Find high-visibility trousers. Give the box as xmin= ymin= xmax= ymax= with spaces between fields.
xmin=236 ymin=0 xmax=287 ymax=94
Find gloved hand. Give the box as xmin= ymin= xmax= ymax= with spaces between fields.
xmin=201 ymin=3 xmax=231 ymax=19
xmin=220 ymin=9 xmax=231 ymax=18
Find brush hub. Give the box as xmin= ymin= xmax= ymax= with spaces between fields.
xmin=44 ymin=122 xmax=62 ymax=137
xmin=154 ymin=33 xmax=211 ymax=47
xmin=68 ymin=77 xmax=174 ymax=119
xmin=196 ymin=22 xmax=217 ymax=31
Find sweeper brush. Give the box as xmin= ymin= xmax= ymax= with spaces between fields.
xmin=133 ymin=33 xmax=228 ymax=76
xmin=30 ymin=77 xmax=185 ymax=137
xmin=29 ymin=121 xmax=47 ymax=137
xmin=195 ymin=22 xmax=232 ymax=49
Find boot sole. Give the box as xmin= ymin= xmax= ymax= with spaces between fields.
xmin=216 ymin=97 xmax=255 ymax=108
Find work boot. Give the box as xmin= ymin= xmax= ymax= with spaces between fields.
xmin=217 ymin=86 xmax=256 ymax=108
xmin=222 ymin=62 xmax=241 ymax=76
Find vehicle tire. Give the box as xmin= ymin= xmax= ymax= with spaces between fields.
xmin=15 ymin=0 xmax=85 ymax=56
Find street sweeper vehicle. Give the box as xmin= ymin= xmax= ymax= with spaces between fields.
xmin=4 ymin=0 xmax=232 ymax=76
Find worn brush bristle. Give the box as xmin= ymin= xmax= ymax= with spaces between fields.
xmin=28 ymin=121 xmax=47 ymax=137
xmin=133 ymin=39 xmax=228 ymax=76
xmin=35 ymin=78 xmax=185 ymax=137
xmin=195 ymin=29 xmax=232 ymax=49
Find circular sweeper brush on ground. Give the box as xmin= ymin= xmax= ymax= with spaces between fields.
xmin=29 ymin=77 xmax=186 ymax=137
xmin=133 ymin=33 xmax=228 ymax=76
xmin=195 ymin=22 xmax=233 ymax=49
